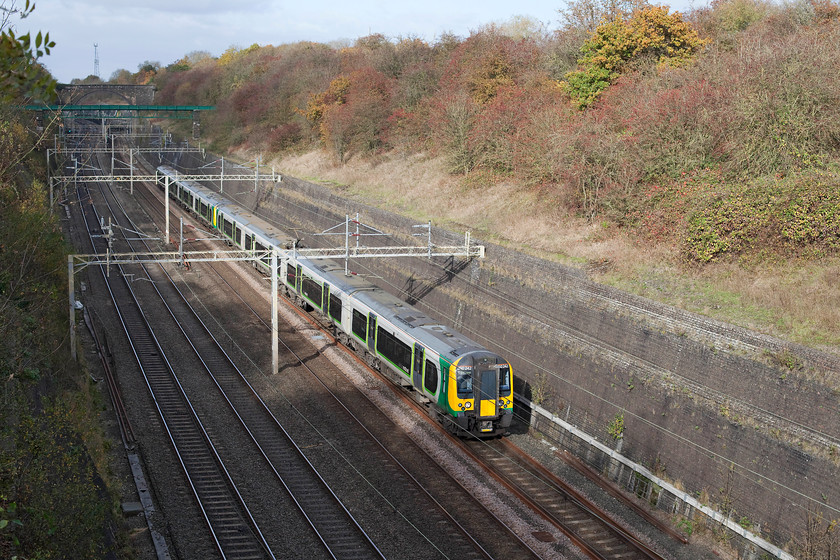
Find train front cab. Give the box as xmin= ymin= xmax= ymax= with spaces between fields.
xmin=448 ymin=352 xmax=513 ymax=437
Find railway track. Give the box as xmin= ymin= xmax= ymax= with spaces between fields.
xmin=85 ymin=155 xmax=387 ymax=558
xmin=75 ymin=180 xmax=272 ymax=559
xmin=83 ymin=307 xmax=136 ymax=448
xmin=336 ymin=320 xmax=671 ymax=560
xmin=249 ymin=257 xmax=673 ymax=559
xmin=461 ymin=438 xmax=665 ymax=560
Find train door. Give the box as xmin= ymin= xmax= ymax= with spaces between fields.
xmin=323 ymin=283 xmax=330 ymax=313
xmin=412 ymin=343 xmax=425 ymax=391
xmin=296 ymin=265 xmax=303 ymax=293
xmin=367 ymin=314 xmax=377 ymax=352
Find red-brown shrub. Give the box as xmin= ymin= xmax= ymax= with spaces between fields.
xmin=268 ymin=123 xmax=303 ymax=151
xmin=319 ymin=68 xmax=396 ymax=160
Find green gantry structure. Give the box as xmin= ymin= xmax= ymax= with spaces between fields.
xmin=24 ymin=104 xmax=215 ymax=119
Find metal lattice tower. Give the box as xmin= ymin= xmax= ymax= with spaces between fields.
xmin=93 ymin=43 xmax=100 ymax=78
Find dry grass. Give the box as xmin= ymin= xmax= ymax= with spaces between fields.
xmin=716 ymin=262 xmax=840 ymax=348
xmin=272 ymin=149 xmax=840 ymax=353
xmin=276 ymin=151 xmax=652 ymax=262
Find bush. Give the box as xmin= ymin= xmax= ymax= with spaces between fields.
xmin=561 ymin=6 xmax=706 ymax=108
xmin=268 ymin=122 xmax=303 ymax=151
xmin=152 ymin=4 xmax=840 ymax=254
xmin=468 ymin=85 xmax=559 ymax=174
xmin=309 ymin=69 xmax=395 ymax=161
xmin=424 ymin=92 xmax=480 ymax=174
xmin=723 ymin=20 xmax=840 ymax=176
xmin=680 ymin=168 xmax=840 ymax=262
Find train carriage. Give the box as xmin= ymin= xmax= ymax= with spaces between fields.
xmin=156 ymin=165 xmax=513 ymax=437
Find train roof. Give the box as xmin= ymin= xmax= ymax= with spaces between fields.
xmin=301 ymin=259 xmax=489 ymax=361
xmin=221 ymin=204 xmax=292 ymax=247
xmin=159 ymin=165 xmax=293 ymax=248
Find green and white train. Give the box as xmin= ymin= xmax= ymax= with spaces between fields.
xmin=157 ymin=166 xmax=513 ymax=437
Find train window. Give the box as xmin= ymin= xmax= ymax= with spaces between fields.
xmin=456 ymin=366 xmax=473 ymax=397
xmin=499 ymin=365 xmax=511 ymax=392
xmin=200 ymin=202 xmax=209 ymax=219
xmin=223 ymin=219 xmax=233 ymax=238
xmin=329 ymin=293 xmax=342 ymax=323
xmin=424 ymin=359 xmax=438 ymax=394
xmin=286 ymin=264 xmax=296 ymax=287
xmin=245 ymin=234 xmax=253 ymax=251
xmin=351 ymin=309 xmax=367 ymax=342
xmin=377 ymin=327 xmax=411 ymax=374
xmin=301 ymin=276 xmax=323 ymax=309
xmin=234 ymin=226 xmax=242 ymax=246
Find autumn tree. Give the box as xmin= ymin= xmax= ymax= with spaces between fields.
xmin=792 ymin=506 xmax=838 ymax=560
xmin=303 ymin=69 xmax=395 ymax=161
xmin=430 ymin=92 xmax=479 ymax=173
xmin=420 ymin=30 xmax=546 ymax=174
xmin=467 ymin=50 xmax=514 ymax=105
xmin=302 ymin=74 xmax=350 ymax=132
xmin=481 ymin=15 xmax=547 ymax=39
xmin=326 ymin=69 xmax=393 ymax=160
xmin=469 ymin=84 xmax=565 ymax=175
xmin=562 ymin=6 xmax=706 ymax=108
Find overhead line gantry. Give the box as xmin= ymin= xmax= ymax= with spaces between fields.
xmin=26 ymin=104 xmax=214 ymax=119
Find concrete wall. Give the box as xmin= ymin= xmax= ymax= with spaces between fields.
xmin=162 ymin=152 xmax=840 ymax=552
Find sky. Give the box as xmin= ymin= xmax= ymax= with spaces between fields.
xmin=16 ymin=0 xmax=699 ymax=84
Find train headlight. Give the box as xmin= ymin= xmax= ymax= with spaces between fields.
xmin=465 ymin=401 xmax=472 ymax=409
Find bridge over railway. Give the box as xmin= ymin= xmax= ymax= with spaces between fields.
xmin=56 ymin=83 xmax=156 ymax=105
xmin=27 ymin=103 xmax=213 ymax=138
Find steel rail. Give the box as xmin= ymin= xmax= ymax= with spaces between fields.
xmin=131 ymin=148 xmax=681 ymax=560
xmin=209 ymin=265 xmax=537 ymax=559
xmin=76 ymin=173 xmax=273 ymax=560
xmin=120 ymin=177 xmax=385 ymax=559
xmin=82 ymin=307 xmax=136 ymax=448
xmin=463 ymin=438 xmax=666 ymax=560
xmin=260 ymin=274 xmax=667 ymax=560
